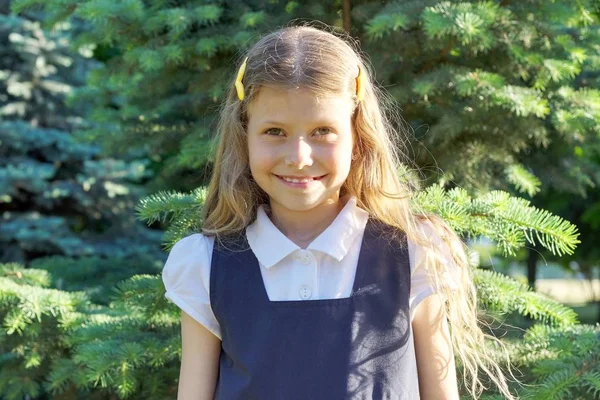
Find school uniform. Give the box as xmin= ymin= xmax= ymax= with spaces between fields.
xmin=162 ymin=196 xmax=458 ymax=399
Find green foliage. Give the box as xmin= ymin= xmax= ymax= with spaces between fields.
xmin=475 ymin=269 xmax=578 ymax=326
xmin=0 ymin=180 xmax=586 ymax=398
xmin=28 ymin=255 xmax=163 ymax=305
xmin=512 ymin=324 xmax=600 ymax=399
xmin=0 ymin=13 xmax=89 ymax=124
xmin=0 ymin=263 xmax=180 ymax=400
xmin=413 ymin=185 xmax=580 ymax=257
xmin=0 ymin=120 xmax=163 ymax=262
xmin=365 ymin=3 xmax=408 ymax=40
xmin=135 ymin=187 xmax=207 ymax=251
xmin=11 ymin=0 xmax=599 ymax=201
xmin=0 ymin=269 xmax=89 ymax=399
xmin=505 ymin=165 xmax=541 ymax=197
xmin=422 ymin=1 xmax=505 ymax=52
xmin=0 ymin=10 xmax=172 ymax=398
xmin=0 ymin=11 xmax=164 ymax=266
xmin=355 ymin=0 xmax=600 ymax=197
xmin=6 ymin=1 xmax=600 ymax=399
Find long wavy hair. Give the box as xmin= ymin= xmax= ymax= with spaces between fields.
xmin=202 ymin=23 xmax=518 ymax=399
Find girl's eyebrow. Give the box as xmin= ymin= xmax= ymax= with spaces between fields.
xmin=260 ymin=120 xmax=285 ymax=126
xmin=258 ymin=119 xmax=340 ymax=126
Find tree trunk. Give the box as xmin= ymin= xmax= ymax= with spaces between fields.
xmin=342 ymin=0 xmax=352 ymax=33
xmin=527 ymin=247 xmax=538 ymax=289
xmin=0 ymin=0 xmax=11 ymax=15
xmin=524 ymin=248 xmax=539 ymax=324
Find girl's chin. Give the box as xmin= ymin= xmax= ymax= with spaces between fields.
xmin=267 ymin=192 xmax=344 ymax=212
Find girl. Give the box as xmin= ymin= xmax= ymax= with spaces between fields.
xmin=162 ymin=24 xmax=517 ymax=399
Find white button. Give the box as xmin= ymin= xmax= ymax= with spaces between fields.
xmin=299 ymin=284 xmax=312 ymax=300
xmin=297 ymin=250 xmax=312 ymax=265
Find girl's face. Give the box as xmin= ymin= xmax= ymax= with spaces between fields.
xmin=246 ymin=86 xmax=355 ymax=214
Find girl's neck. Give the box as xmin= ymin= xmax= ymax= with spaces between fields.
xmin=268 ymin=199 xmax=345 ymax=249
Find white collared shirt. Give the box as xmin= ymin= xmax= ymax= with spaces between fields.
xmin=162 ymin=197 xmax=458 ymax=340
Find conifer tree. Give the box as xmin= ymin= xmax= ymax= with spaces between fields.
xmin=11 ymin=0 xmax=339 ymax=192
xmin=12 ymin=0 xmax=598 ymax=197
xmin=0 ymin=7 xmax=165 ymax=302
xmin=0 ymin=7 xmax=171 ymax=398
xmin=356 ymin=0 xmax=600 ymax=195
xmin=352 ymin=0 xmax=600 ymax=293
xmin=0 ymin=185 xmax=585 ymax=399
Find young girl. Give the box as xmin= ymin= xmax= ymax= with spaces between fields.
xmin=162 ymin=24 xmax=516 ymax=399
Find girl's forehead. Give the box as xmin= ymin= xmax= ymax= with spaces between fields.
xmin=252 ymin=85 xmax=342 ymax=103
xmin=247 ymin=86 xmax=354 ymax=122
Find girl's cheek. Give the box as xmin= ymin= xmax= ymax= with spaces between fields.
xmin=331 ymin=144 xmax=353 ymax=161
xmin=249 ymin=146 xmax=277 ymax=170
xmin=254 ymin=145 xmax=275 ymax=160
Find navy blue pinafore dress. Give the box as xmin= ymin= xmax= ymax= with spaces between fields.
xmin=210 ymin=218 xmax=420 ymax=399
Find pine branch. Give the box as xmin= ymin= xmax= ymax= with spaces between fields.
xmin=135 ymin=187 xmax=207 ymax=250
xmin=504 ymin=164 xmax=542 ymax=197
xmin=524 ymin=369 xmax=579 ymax=399
xmin=475 ymin=269 xmax=579 ymax=326
xmin=412 ymin=185 xmax=580 ymax=256
xmin=582 ymin=372 xmax=600 ymax=399
xmin=0 ymin=263 xmax=51 ymax=288
xmin=511 ymin=323 xmax=600 ymax=399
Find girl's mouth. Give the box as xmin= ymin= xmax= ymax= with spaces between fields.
xmin=274 ymin=174 xmax=327 ymax=188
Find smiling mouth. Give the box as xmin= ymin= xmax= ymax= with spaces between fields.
xmin=274 ymin=174 xmax=327 ymax=183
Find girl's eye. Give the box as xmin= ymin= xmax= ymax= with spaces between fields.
xmin=264 ymin=128 xmax=284 ymax=136
xmin=262 ymin=127 xmax=333 ymax=137
xmin=314 ymin=127 xmax=333 ymax=136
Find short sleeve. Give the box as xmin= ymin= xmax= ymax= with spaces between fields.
xmin=408 ymin=222 xmax=460 ymax=322
xmin=161 ymin=233 xmax=221 ymax=339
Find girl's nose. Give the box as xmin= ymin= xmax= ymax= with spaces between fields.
xmin=284 ymin=137 xmax=313 ymax=169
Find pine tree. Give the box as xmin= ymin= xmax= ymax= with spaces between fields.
xmin=10 ymin=0 xmax=341 ymax=192
xmin=0 ymin=7 xmax=170 ymax=398
xmin=354 ymin=0 xmax=600 ymax=295
xmin=0 ymin=185 xmax=585 ymax=399
xmin=356 ymin=0 xmax=600 ymax=195
xmin=0 ymin=7 xmax=165 ymax=301
xmin=11 ymin=0 xmax=598 ymax=203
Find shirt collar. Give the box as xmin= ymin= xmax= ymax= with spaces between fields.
xmin=246 ymin=196 xmax=369 ymax=269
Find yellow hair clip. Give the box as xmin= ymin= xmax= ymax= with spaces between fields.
xmin=235 ymin=57 xmax=248 ymax=101
xmin=356 ymin=65 xmax=365 ymax=102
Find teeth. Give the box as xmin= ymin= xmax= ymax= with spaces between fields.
xmin=282 ymin=176 xmax=313 ymax=183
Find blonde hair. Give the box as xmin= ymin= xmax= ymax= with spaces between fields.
xmin=202 ymin=23 xmax=518 ymax=399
